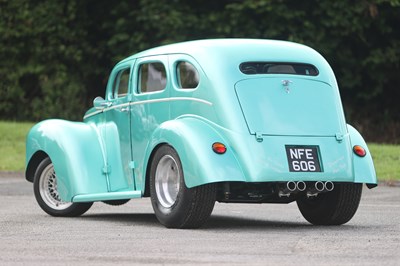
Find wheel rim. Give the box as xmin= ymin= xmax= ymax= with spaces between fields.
xmin=39 ymin=163 xmax=72 ymax=210
xmin=155 ymin=155 xmax=181 ymax=208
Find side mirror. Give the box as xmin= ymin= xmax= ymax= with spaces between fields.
xmin=93 ymin=96 xmax=112 ymax=110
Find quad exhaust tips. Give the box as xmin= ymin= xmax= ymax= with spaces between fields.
xmin=279 ymin=181 xmax=334 ymax=197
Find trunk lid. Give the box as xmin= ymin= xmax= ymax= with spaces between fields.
xmin=235 ymin=77 xmax=344 ymax=136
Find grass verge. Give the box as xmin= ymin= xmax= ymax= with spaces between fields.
xmin=369 ymin=143 xmax=400 ymax=182
xmin=0 ymin=121 xmax=34 ymax=171
xmin=0 ymin=121 xmax=399 ymax=182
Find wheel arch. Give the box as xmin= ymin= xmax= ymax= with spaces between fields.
xmin=143 ymin=117 xmax=246 ymax=190
xmin=25 ymin=119 xmax=109 ymax=201
xmin=143 ymin=142 xmax=165 ymax=197
xmin=26 ymin=150 xmax=49 ymax=183
xmin=347 ymin=124 xmax=377 ymax=187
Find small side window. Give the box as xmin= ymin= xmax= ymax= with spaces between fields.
xmin=112 ymin=68 xmax=130 ymax=98
xmin=177 ymin=61 xmax=199 ymax=89
xmin=139 ymin=62 xmax=167 ymax=93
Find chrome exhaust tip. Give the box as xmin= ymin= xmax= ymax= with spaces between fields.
xmin=279 ymin=181 xmax=297 ymax=197
xmin=315 ymin=181 xmax=325 ymax=192
xmin=296 ymin=181 xmax=306 ymax=192
xmin=287 ymin=181 xmax=297 ymax=192
xmin=324 ymin=181 xmax=334 ymax=192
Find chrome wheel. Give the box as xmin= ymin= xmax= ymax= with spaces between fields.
xmin=154 ymin=155 xmax=181 ymax=208
xmin=38 ymin=163 xmax=72 ymax=210
xmin=150 ymin=145 xmax=217 ymax=228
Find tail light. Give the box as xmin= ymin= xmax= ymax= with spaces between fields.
xmin=353 ymin=145 xmax=366 ymax=157
xmin=212 ymin=142 xmax=227 ymax=154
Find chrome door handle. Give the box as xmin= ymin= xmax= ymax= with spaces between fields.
xmin=120 ymin=107 xmax=129 ymax=112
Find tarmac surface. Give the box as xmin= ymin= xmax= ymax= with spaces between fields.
xmin=1 ymin=172 xmax=399 ymax=265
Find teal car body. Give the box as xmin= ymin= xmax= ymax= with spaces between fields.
xmin=26 ymin=39 xmax=377 ymax=228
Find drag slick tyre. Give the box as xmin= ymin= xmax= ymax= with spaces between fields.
xmin=33 ymin=157 xmax=93 ymax=217
xmin=150 ymin=145 xmax=217 ymax=229
xmin=297 ymin=183 xmax=362 ymax=225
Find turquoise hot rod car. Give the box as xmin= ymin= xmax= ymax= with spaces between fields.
xmin=26 ymin=39 xmax=377 ymax=228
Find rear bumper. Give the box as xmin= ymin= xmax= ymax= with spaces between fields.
xmin=231 ymin=134 xmax=376 ymax=184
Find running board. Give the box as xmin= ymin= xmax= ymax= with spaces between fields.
xmin=72 ymin=190 xmax=142 ymax=202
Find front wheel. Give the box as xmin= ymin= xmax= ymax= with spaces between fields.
xmin=297 ymin=183 xmax=362 ymax=225
xmin=150 ymin=145 xmax=217 ymax=229
xmin=33 ymin=157 xmax=93 ymax=217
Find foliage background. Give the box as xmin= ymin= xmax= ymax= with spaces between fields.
xmin=1 ymin=0 xmax=399 ymax=143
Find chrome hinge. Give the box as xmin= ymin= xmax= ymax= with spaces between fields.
xmin=335 ymin=133 xmax=344 ymax=142
xmin=255 ymin=132 xmax=264 ymax=142
xmin=129 ymin=161 xmax=136 ymax=169
xmin=102 ymin=164 xmax=111 ymax=174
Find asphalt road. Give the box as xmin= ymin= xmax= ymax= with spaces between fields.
xmin=1 ymin=173 xmax=399 ymax=266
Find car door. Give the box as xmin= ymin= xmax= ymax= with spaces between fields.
xmin=104 ymin=60 xmax=136 ymax=192
xmin=129 ymin=56 xmax=170 ymax=191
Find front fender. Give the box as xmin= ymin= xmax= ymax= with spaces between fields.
xmin=146 ymin=117 xmax=246 ymax=188
xmin=347 ymin=124 xmax=377 ymax=186
xmin=26 ymin=119 xmax=108 ymax=201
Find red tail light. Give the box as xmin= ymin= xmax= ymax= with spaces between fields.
xmin=353 ymin=145 xmax=366 ymax=157
xmin=212 ymin=142 xmax=227 ymax=154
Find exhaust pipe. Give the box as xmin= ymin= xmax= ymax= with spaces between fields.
xmin=315 ymin=181 xmax=325 ymax=192
xmin=287 ymin=181 xmax=297 ymax=192
xmin=296 ymin=181 xmax=306 ymax=192
xmin=279 ymin=181 xmax=297 ymax=197
xmin=307 ymin=181 xmax=335 ymax=197
xmin=324 ymin=181 xmax=334 ymax=192
xmin=279 ymin=181 xmax=307 ymax=197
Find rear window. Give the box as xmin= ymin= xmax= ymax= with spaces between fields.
xmin=239 ymin=62 xmax=319 ymax=76
xmin=177 ymin=61 xmax=199 ymax=89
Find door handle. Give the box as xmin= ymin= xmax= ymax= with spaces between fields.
xmin=120 ymin=107 xmax=129 ymax=112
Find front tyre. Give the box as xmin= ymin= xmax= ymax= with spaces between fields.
xmin=297 ymin=183 xmax=362 ymax=225
xmin=33 ymin=157 xmax=93 ymax=217
xmin=150 ymin=145 xmax=216 ymax=229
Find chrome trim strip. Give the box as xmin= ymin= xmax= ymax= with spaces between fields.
xmin=83 ymin=110 xmax=102 ymax=120
xmin=83 ymin=97 xmax=212 ymax=120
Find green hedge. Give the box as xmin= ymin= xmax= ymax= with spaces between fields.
xmin=1 ymin=0 xmax=399 ymax=142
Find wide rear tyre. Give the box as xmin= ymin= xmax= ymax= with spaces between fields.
xmin=150 ymin=145 xmax=217 ymax=229
xmin=33 ymin=157 xmax=93 ymax=217
xmin=297 ymin=183 xmax=362 ymax=225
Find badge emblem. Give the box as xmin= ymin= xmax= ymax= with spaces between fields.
xmin=282 ymin=80 xmax=292 ymax=93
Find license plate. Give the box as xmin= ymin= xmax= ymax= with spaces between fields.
xmin=285 ymin=145 xmax=322 ymax=172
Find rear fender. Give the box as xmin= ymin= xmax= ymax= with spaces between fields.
xmin=144 ymin=117 xmax=246 ymax=189
xmin=347 ymin=124 xmax=377 ymax=187
xmin=25 ymin=120 xmax=108 ymax=201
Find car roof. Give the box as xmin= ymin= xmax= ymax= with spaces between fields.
xmin=118 ymin=39 xmax=336 ymax=85
xmin=121 ymin=39 xmax=325 ymax=66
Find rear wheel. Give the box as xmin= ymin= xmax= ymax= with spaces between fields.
xmin=33 ymin=157 xmax=93 ymax=217
xmin=297 ymin=183 xmax=362 ymax=225
xmin=150 ymin=145 xmax=217 ymax=229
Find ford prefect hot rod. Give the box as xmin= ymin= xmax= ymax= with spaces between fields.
xmin=26 ymin=39 xmax=377 ymax=228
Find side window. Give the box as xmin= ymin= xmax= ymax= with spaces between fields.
xmin=177 ymin=61 xmax=199 ymax=89
xmin=139 ymin=62 xmax=167 ymax=93
xmin=112 ymin=68 xmax=130 ymax=98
